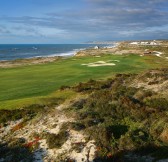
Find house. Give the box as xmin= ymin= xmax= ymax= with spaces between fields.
xmin=130 ymin=42 xmax=139 ymax=45
xmin=94 ymin=46 xmax=99 ymax=49
xmin=140 ymin=42 xmax=149 ymax=45
xmin=150 ymin=42 xmax=157 ymax=45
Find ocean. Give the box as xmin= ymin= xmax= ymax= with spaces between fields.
xmin=0 ymin=44 xmax=110 ymax=61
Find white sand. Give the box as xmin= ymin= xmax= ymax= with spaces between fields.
xmin=88 ymin=63 xmax=115 ymax=67
xmin=153 ymin=51 xmax=163 ymax=57
xmin=81 ymin=61 xmax=116 ymax=67
xmin=113 ymin=60 xmax=120 ymax=62
xmin=107 ymin=60 xmax=120 ymax=62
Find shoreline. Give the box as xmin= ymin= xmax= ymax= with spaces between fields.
xmin=0 ymin=43 xmax=117 ymax=63
xmin=0 ymin=40 xmax=168 ymax=68
xmin=0 ymin=43 xmax=113 ymax=63
xmin=0 ymin=48 xmax=81 ymax=68
xmin=0 ymin=44 xmax=117 ymax=68
xmin=0 ymin=49 xmax=78 ymax=62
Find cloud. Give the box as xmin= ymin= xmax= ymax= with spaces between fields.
xmin=0 ymin=0 xmax=168 ymax=42
xmin=0 ymin=25 xmax=11 ymax=35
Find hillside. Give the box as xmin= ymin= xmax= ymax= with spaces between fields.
xmin=0 ymin=68 xmax=168 ymax=162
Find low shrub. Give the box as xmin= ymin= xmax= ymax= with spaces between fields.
xmin=72 ymin=99 xmax=86 ymax=110
xmin=68 ymin=69 xmax=168 ymax=159
xmin=46 ymin=130 xmax=69 ymax=149
xmin=0 ymin=104 xmax=45 ymax=124
xmin=70 ymin=122 xmax=86 ymax=131
xmin=145 ymin=98 xmax=168 ymax=111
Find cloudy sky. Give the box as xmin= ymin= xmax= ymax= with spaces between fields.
xmin=0 ymin=0 xmax=168 ymax=43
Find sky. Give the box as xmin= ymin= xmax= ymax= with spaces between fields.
xmin=0 ymin=0 xmax=168 ymax=44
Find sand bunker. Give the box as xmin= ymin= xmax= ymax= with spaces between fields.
xmin=82 ymin=60 xmax=116 ymax=67
xmin=107 ymin=60 xmax=120 ymax=62
xmin=153 ymin=51 xmax=163 ymax=57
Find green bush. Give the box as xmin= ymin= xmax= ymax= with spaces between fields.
xmin=69 ymin=69 xmax=168 ymax=159
xmin=46 ymin=130 xmax=69 ymax=149
xmin=70 ymin=122 xmax=86 ymax=131
xmin=0 ymin=104 xmax=45 ymax=124
xmin=145 ymin=98 xmax=168 ymax=111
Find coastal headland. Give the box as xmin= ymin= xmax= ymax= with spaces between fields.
xmin=0 ymin=40 xmax=168 ymax=162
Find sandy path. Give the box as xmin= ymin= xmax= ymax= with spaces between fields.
xmin=0 ymin=102 xmax=97 ymax=162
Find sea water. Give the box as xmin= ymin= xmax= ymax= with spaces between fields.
xmin=0 ymin=44 xmax=111 ymax=61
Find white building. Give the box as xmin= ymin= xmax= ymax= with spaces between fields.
xmin=140 ymin=42 xmax=149 ymax=45
xmin=150 ymin=42 xmax=157 ymax=45
xmin=130 ymin=42 xmax=139 ymax=45
xmin=94 ymin=46 xmax=99 ymax=49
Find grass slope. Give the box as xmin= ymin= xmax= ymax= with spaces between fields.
xmin=0 ymin=54 xmax=167 ymax=109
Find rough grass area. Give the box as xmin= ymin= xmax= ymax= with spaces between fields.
xmin=0 ymin=54 xmax=167 ymax=110
xmin=68 ymin=70 xmax=168 ymax=161
xmin=0 ymin=89 xmax=76 ymax=110
xmin=0 ymin=68 xmax=168 ymax=161
xmin=45 ymin=129 xmax=69 ymax=149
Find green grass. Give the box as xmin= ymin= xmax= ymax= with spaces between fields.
xmin=0 ymin=54 xmax=167 ymax=109
xmin=0 ymin=90 xmax=76 ymax=110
